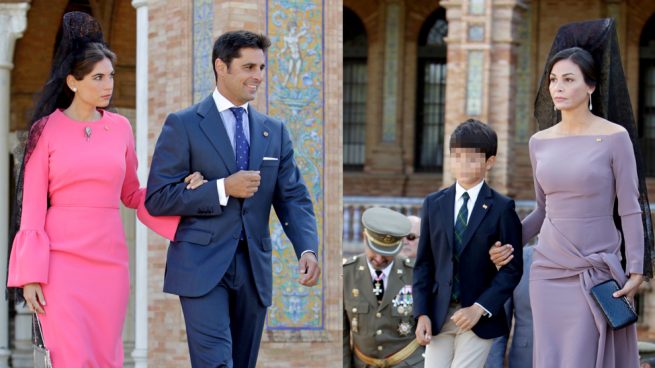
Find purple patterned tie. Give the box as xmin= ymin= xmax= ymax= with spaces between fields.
xmin=229 ymin=107 xmax=249 ymax=170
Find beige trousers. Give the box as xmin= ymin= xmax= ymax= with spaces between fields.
xmin=423 ymin=306 xmax=493 ymax=368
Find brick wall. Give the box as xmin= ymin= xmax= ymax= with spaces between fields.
xmin=146 ymin=2 xmax=194 ymax=366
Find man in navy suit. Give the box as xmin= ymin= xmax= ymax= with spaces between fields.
xmin=413 ymin=119 xmax=522 ymax=367
xmin=145 ymin=30 xmax=320 ymax=368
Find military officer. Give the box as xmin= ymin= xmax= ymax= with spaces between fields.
xmin=343 ymin=207 xmax=425 ymax=368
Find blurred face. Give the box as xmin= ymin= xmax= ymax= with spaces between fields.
xmin=364 ymin=234 xmax=394 ymax=270
xmin=400 ymin=217 xmax=420 ymax=259
xmin=450 ymin=147 xmax=495 ymax=188
xmin=216 ymin=47 xmax=265 ymax=106
xmin=67 ymin=57 xmax=114 ymax=108
xmin=549 ymin=59 xmax=594 ymax=111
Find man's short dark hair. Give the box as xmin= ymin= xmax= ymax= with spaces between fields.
xmin=212 ymin=30 xmax=271 ymax=80
xmin=449 ymin=119 xmax=498 ymax=159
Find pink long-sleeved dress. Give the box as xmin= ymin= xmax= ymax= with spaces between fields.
xmin=523 ymin=131 xmax=643 ymax=368
xmin=8 ymin=109 xmax=178 ymax=367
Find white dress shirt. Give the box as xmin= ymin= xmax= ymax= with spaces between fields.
xmin=366 ymin=260 xmax=394 ymax=292
xmin=454 ymin=180 xmax=484 ymax=225
xmin=453 ymin=179 xmax=492 ymax=317
xmin=213 ymin=88 xmax=250 ymax=206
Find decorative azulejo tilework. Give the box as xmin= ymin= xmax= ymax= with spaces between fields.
xmin=466 ymin=50 xmax=484 ymax=116
xmin=192 ymin=0 xmax=214 ymax=104
xmin=382 ymin=2 xmax=400 ymax=142
xmin=514 ymin=5 xmax=532 ymax=143
xmin=266 ymin=0 xmax=325 ymax=330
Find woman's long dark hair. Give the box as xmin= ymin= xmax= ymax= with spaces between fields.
xmin=8 ymin=12 xmax=115 ymax=302
xmin=535 ymin=19 xmax=654 ymax=278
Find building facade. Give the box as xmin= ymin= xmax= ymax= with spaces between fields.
xmin=0 ymin=0 xmax=342 ymax=367
xmin=342 ymin=0 xmax=655 ymax=341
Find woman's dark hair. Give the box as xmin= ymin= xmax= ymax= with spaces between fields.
xmin=211 ymin=30 xmax=271 ymax=80
xmin=449 ymin=119 xmax=498 ymax=160
xmin=31 ymin=41 xmax=116 ymax=127
xmin=30 ymin=12 xmax=115 ymax=127
xmin=546 ymin=46 xmax=598 ymax=88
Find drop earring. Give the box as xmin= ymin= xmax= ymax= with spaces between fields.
xmin=588 ymin=92 xmax=593 ymax=111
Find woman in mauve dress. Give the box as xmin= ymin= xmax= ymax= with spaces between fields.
xmin=523 ymin=41 xmax=646 ymax=368
xmin=7 ymin=12 xmax=205 ymax=367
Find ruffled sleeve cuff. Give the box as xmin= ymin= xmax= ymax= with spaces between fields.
xmin=136 ymin=197 xmax=180 ymax=241
xmin=7 ymin=230 xmax=50 ymax=287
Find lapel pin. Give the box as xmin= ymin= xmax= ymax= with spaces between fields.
xmin=397 ymin=269 xmax=403 ymax=275
xmin=352 ymin=288 xmax=360 ymax=297
xmin=358 ymin=265 xmax=365 ymax=271
xmin=482 ymin=204 xmax=488 ymax=209
xmin=596 ymin=138 xmax=602 ymax=142
xmin=263 ymin=131 xmax=269 ymax=137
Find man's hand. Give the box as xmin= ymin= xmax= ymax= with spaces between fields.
xmin=451 ymin=305 xmax=484 ymax=331
xmin=415 ymin=315 xmax=432 ymax=345
xmin=184 ymin=171 xmax=207 ymax=189
xmin=298 ymin=252 xmax=320 ymax=287
xmin=225 ymin=170 xmax=261 ymax=198
xmin=489 ymin=241 xmax=514 ymax=269
xmin=23 ymin=283 xmax=46 ymax=314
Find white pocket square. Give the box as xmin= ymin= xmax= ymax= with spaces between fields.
xmin=263 ymin=157 xmax=278 ymax=161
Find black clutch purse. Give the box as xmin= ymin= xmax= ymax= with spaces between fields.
xmin=590 ymin=279 xmax=638 ymax=330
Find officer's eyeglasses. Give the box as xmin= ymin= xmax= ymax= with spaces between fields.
xmin=406 ymin=233 xmax=419 ymax=241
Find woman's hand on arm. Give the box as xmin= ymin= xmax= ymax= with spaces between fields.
xmin=184 ymin=171 xmax=207 ymax=190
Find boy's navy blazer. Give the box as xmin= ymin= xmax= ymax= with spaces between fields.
xmin=413 ymin=182 xmax=523 ymax=339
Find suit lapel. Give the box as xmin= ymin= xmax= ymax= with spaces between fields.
xmin=378 ymin=259 xmax=410 ymax=311
xmin=197 ymin=96 xmax=237 ymax=174
xmin=438 ymin=184 xmax=456 ymax=255
xmin=459 ymin=182 xmax=494 ymax=254
xmin=247 ymin=108 xmax=271 ymax=171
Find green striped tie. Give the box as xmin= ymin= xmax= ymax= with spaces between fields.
xmin=452 ymin=192 xmax=469 ymax=303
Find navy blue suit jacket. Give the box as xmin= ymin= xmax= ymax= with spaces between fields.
xmin=413 ymin=182 xmax=523 ymax=339
xmin=145 ymin=95 xmax=318 ymax=306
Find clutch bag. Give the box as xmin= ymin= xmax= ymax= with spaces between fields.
xmin=33 ymin=315 xmax=52 ymax=368
xmin=590 ymin=279 xmax=638 ymax=330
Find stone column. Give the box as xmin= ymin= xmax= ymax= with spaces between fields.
xmin=0 ymin=3 xmax=29 ymax=367
xmin=367 ymin=0 xmax=406 ymax=173
xmin=440 ymin=0 xmax=526 ymax=193
xmin=131 ymin=1 xmax=149 ymax=367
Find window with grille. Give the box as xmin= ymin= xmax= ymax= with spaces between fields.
xmin=415 ymin=9 xmax=448 ymax=172
xmin=343 ymin=8 xmax=368 ymax=170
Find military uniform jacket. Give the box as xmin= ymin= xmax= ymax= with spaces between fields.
xmin=343 ymin=255 xmax=425 ymax=368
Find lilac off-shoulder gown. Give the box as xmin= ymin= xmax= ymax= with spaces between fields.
xmin=522 ymin=131 xmax=643 ymax=368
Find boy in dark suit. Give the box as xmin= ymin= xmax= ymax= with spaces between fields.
xmin=413 ymin=119 xmax=523 ymax=367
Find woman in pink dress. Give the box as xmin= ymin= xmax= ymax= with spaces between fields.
xmin=7 ymin=12 xmax=205 ymax=367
